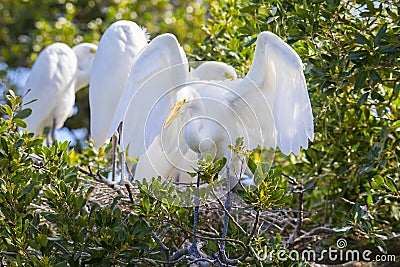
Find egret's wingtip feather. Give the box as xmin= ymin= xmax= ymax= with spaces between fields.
xmin=235 ymin=31 xmax=314 ymax=157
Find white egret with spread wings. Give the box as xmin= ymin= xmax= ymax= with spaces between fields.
xmin=113 ymin=31 xmax=313 ymax=259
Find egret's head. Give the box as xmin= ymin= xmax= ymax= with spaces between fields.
xmin=164 ymin=87 xmax=200 ymax=128
xmin=72 ymin=43 xmax=97 ymax=91
xmin=193 ymin=61 xmax=237 ymax=81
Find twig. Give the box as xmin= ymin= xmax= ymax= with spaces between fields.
xmin=77 ymin=166 xmax=125 ymax=195
xmin=249 ymin=245 xmax=264 ymax=267
xmin=282 ymin=173 xmax=296 ymax=184
xmin=211 ymin=188 xmax=247 ymax=236
xmin=166 ymin=218 xmax=248 ymax=249
xmin=151 ymin=231 xmax=170 ymax=261
xmin=293 ymin=226 xmax=335 ymax=245
xmin=286 ymin=185 xmax=304 ymax=247
xmin=246 ymin=210 xmax=259 ymax=242
xmin=170 ymin=247 xmax=189 ymax=261
xmin=124 ymin=183 xmax=134 ymax=203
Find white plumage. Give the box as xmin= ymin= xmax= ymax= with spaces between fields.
xmin=112 ymin=33 xmax=189 ymax=157
xmin=22 ymin=42 xmax=97 ymax=136
xmin=118 ymin=31 xmax=313 ymax=186
xmin=89 ymin=20 xmax=148 ymax=147
xmin=134 ymin=61 xmax=238 ymax=183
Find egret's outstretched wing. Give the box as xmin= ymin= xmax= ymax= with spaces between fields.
xmin=118 ymin=33 xmax=189 ymax=157
xmin=89 ymin=20 xmax=148 ymax=147
xmin=23 ymin=43 xmax=77 ymax=135
xmin=233 ymin=31 xmax=313 ymax=155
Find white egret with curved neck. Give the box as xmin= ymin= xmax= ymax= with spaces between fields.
xmin=22 ymin=42 xmax=97 ymax=143
xmin=134 ymin=61 xmax=238 ymax=183
xmin=117 ymin=31 xmax=313 ymax=260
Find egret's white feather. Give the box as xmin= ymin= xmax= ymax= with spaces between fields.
xmin=118 ymin=33 xmax=189 ymax=157
xmin=89 ymin=20 xmax=148 ymax=147
xmin=23 ymin=43 xmax=77 ymax=135
xmin=128 ymin=31 xmax=313 ymax=188
xmin=233 ymin=31 xmax=313 ymax=155
xmin=133 ymin=62 xmax=238 ymax=182
xmin=135 ymin=135 xmax=198 ymax=183
xmin=23 ymin=42 xmax=96 ymax=136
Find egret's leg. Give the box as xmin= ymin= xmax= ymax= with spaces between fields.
xmin=51 ymin=118 xmax=56 ymax=142
xmin=111 ymin=133 xmax=118 ymax=182
xmin=118 ymin=122 xmax=127 ymax=184
xmin=189 ymin=168 xmax=201 ymax=258
xmin=46 ymin=135 xmax=51 ymax=147
xmin=46 ymin=117 xmax=56 ymax=146
xmin=221 ymin=164 xmax=231 ymax=251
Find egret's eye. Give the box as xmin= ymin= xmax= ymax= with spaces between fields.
xmin=89 ymin=48 xmax=97 ymax=54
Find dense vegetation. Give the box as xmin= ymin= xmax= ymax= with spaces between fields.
xmin=0 ymin=0 xmax=399 ymax=266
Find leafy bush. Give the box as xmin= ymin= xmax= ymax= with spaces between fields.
xmin=195 ymin=0 xmax=400 ymax=255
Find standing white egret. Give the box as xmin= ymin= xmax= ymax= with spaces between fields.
xmin=89 ymin=20 xmax=148 ymax=182
xmin=134 ymin=61 xmax=238 ymax=184
xmin=89 ymin=20 xmax=148 ymax=147
xmin=118 ymin=31 xmax=313 ymax=260
xmin=22 ymin=42 xmax=97 ymax=143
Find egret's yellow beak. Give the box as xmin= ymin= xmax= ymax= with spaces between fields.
xmin=225 ymin=72 xmax=235 ymax=80
xmin=164 ymin=99 xmax=186 ymax=128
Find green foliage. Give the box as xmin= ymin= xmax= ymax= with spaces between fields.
xmin=0 ymin=0 xmax=207 ymax=67
xmin=196 ymin=0 xmax=400 ymax=251
xmin=238 ymin=169 xmax=292 ymax=211
xmin=189 ymin=154 xmax=227 ymax=184
xmin=0 ymin=92 xmax=156 ymax=265
xmin=0 ymin=0 xmax=208 ymax=133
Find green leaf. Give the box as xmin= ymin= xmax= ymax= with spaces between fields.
xmin=238 ymin=27 xmax=252 ymax=35
xmin=37 ymin=234 xmax=48 ymax=246
xmin=214 ymin=157 xmax=227 ymax=173
xmin=355 ymin=33 xmax=370 ymax=46
xmin=357 ymin=92 xmax=369 ymax=108
xmin=3 ymin=104 xmax=13 ymax=118
xmin=366 ymin=194 xmax=373 ymax=206
xmin=394 ymin=83 xmax=400 ymax=94
xmin=247 ymin=157 xmax=257 ymax=174
xmin=271 ymin=189 xmax=284 ymax=200
xmin=239 ymin=4 xmax=260 ymax=14
xmin=385 ymin=177 xmax=398 ymax=194
xmin=8 ymin=89 xmax=16 ymax=98
xmin=242 ymin=37 xmax=257 ymax=47
xmin=370 ymin=70 xmax=381 ymax=82
xmin=14 ymin=118 xmax=27 ymax=128
xmin=15 ymin=108 xmax=32 ymax=120
xmin=374 ymin=23 xmax=387 ymax=47
xmin=373 ymin=237 xmax=387 ymax=254
xmin=354 ymin=71 xmax=367 ymax=90
xmin=348 ymin=50 xmax=367 ymax=60
xmin=275 ymin=195 xmax=292 ymax=205
xmin=142 ymin=195 xmax=150 ymax=214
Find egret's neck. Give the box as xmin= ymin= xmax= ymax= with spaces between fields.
xmin=184 ymin=100 xmax=220 ymax=158
xmin=185 ymin=100 xmax=206 ymax=145
xmin=75 ymin=69 xmax=91 ymax=92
